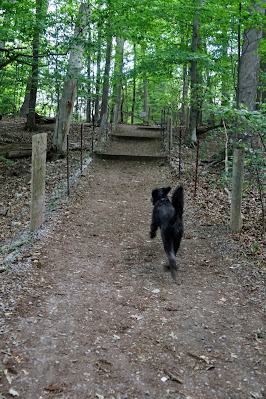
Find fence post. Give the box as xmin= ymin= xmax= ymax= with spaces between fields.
xmin=179 ymin=126 xmax=182 ymax=179
xmin=230 ymin=148 xmax=245 ymax=232
xmin=167 ymin=115 xmax=172 ymax=156
xmin=80 ymin=123 xmax=83 ymax=173
xmin=67 ymin=135 xmax=70 ymax=196
xmin=194 ymin=139 xmax=200 ymax=198
xmin=92 ymin=113 xmax=95 ymax=153
xmin=30 ymin=133 xmax=47 ymax=232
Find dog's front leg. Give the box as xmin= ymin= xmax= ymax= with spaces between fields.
xmin=150 ymin=213 xmax=158 ymax=238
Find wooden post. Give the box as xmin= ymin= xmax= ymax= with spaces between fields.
xmin=179 ymin=126 xmax=182 ymax=179
xmin=30 ymin=133 xmax=47 ymax=232
xmin=194 ymin=139 xmax=200 ymax=198
xmin=67 ymin=135 xmax=70 ymax=196
xmin=167 ymin=115 xmax=172 ymax=155
xmin=80 ymin=123 xmax=83 ymax=173
xmin=230 ymin=148 xmax=245 ymax=232
xmin=92 ymin=113 xmax=95 ymax=153
xmin=148 ymin=107 xmax=151 ymax=125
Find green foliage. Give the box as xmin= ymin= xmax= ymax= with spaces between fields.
xmin=0 ymin=0 xmax=265 ymax=124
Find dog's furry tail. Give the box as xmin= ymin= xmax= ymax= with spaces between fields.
xmin=172 ymin=186 xmax=184 ymax=218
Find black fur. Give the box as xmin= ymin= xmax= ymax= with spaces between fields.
xmin=150 ymin=186 xmax=184 ymax=282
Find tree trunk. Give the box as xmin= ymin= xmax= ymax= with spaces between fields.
xmin=113 ymin=37 xmax=124 ymax=129
xmin=99 ymin=33 xmax=112 ymax=138
xmin=94 ymin=29 xmax=102 ymax=122
xmin=188 ymin=0 xmax=203 ymax=144
xmin=221 ymin=35 xmax=229 ymax=105
xmin=26 ymin=0 xmax=45 ymax=131
xmin=86 ymin=33 xmax=92 ymax=123
xmin=100 ymin=33 xmax=112 ymax=119
xmin=237 ymin=1 xmax=264 ymax=110
xmin=143 ymin=77 xmax=148 ymax=123
xmin=131 ymin=43 xmax=136 ymax=125
xmin=180 ymin=64 xmax=188 ymax=126
xmin=260 ymin=19 xmax=266 ymax=105
xmin=52 ymin=3 xmax=90 ymax=157
xmin=20 ymin=74 xmax=31 ymax=117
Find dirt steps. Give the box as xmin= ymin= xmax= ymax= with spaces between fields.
xmin=95 ymin=124 xmax=167 ymax=161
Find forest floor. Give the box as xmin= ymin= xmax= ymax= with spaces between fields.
xmin=0 ymin=119 xmax=265 ymax=399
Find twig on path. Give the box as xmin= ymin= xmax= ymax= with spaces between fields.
xmin=164 ymin=369 xmax=183 ymax=384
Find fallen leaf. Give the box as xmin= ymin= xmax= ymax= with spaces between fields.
xmin=4 ymin=369 xmax=13 ymax=384
xmin=8 ymin=389 xmax=19 ymax=397
xmin=169 ymin=332 xmax=178 ymax=340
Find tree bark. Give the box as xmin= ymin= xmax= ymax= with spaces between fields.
xmin=26 ymin=0 xmax=47 ymax=131
xmin=99 ymin=33 xmax=112 ymax=138
xmin=180 ymin=64 xmax=188 ymax=126
xmin=143 ymin=77 xmax=148 ymax=123
xmin=113 ymin=37 xmax=124 ymax=129
xmin=237 ymin=1 xmax=265 ymax=110
xmin=260 ymin=28 xmax=266 ymax=105
xmin=131 ymin=43 xmax=137 ymax=125
xmin=94 ymin=29 xmax=102 ymax=122
xmin=86 ymin=32 xmax=92 ymax=123
xmin=188 ymin=0 xmax=203 ymax=145
xmin=100 ymin=33 xmax=112 ymax=119
xmin=20 ymin=74 xmax=31 ymax=117
xmin=52 ymin=3 xmax=90 ymax=157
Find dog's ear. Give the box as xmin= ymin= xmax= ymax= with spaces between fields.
xmin=151 ymin=188 xmax=159 ymax=204
xmin=163 ymin=187 xmax=171 ymax=195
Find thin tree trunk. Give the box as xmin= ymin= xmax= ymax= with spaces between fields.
xmin=52 ymin=3 xmax=90 ymax=157
xmin=143 ymin=77 xmax=148 ymax=123
xmin=99 ymin=33 xmax=112 ymax=138
xmin=113 ymin=37 xmax=124 ymax=129
xmin=188 ymin=0 xmax=203 ymax=144
xmin=221 ymin=35 xmax=229 ymax=106
xmin=86 ymin=32 xmax=92 ymax=123
xmin=180 ymin=64 xmax=188 ymax=126
xmin=94 ymin=29 xmax=102 ymax=122
xmin=26 ymin=0 xmax=44 ymax=131
xmin=131 ymin=43 xmax=136 ymax=125
xmin=20 ymin=74 xmax=31 ymax=117
xmin=100 ymin=34 xmax=112 ymax=119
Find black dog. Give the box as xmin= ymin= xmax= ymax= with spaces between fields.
xmin=150 ymin=186 xmax=184 ymax=282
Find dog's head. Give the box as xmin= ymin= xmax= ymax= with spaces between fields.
xmin=151 ymin=186 xmax=171 ymax=205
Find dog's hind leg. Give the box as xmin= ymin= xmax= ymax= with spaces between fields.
xmin=168 ymin=253 xmax=178 ymax=282
xmin=161 ymin=233 xmax=178 ymax=282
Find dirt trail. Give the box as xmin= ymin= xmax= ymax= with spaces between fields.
xmin=0 ymin=140 xmax=265 ymax=398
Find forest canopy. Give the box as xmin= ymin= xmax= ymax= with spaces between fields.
xmin=0 ymin=0 xmax=265 ymax=146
